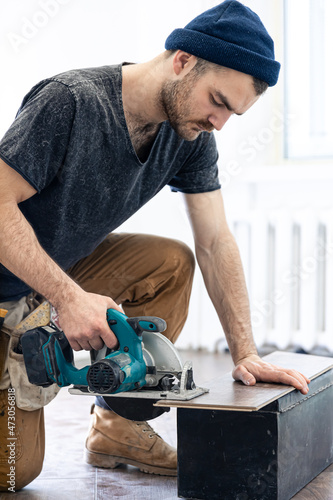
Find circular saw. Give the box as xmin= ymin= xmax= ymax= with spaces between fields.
xmin=20 ymin=308 xmax=208 ymax=421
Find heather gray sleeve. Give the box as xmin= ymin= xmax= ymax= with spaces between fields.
xmin=168 ymin=132 xmax=221 ymax=194
xmin=0 ymin=80 xmax=75 ymax=192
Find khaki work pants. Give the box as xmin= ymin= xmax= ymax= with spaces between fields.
xmin=0 ymin=233 xmax=195 ymax=491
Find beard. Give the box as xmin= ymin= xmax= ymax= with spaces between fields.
xmin=158 ymin=73 xmax=214 ymax=141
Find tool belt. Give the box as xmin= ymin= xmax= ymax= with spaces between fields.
xmin=0 ymin=295 xmax=60 ymax=411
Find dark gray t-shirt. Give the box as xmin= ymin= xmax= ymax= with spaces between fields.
xmin=0 ymin=64 xmax=220 ymax=301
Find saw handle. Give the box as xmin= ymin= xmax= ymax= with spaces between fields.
xmin=126 ymin=316 xmax=166 ymax=335
xmin=106 ymin=309 xmax=166 ymax=360
xmin=106 ymin=310 xmax=166 ymax=337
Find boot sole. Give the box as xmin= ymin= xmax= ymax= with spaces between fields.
xmin=85 ymin=449 xmax=177 ymax=477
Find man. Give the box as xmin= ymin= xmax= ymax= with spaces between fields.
xmin=0 ymin=0 xmax=310 ymax=490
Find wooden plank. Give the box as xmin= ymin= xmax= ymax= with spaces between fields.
xmin=264 ymin=350 xmax=333 ymax=378
xmin=156 ymin=351 xmax=333 ymax=412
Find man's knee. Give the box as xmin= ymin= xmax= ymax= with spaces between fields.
xmin=155 ymin=237 xmax=195 ymax=277
xmin=0 ymin=391 xmax=45 ymax=491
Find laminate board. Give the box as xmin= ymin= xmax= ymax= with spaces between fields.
xmin=156 ymin=351 xmax=333 ymax=411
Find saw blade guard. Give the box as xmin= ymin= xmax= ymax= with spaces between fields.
xmin=142 ymin=331 xmax=183 ymax=387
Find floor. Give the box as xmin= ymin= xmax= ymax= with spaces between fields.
xmin=0 ymin=349 xmax=332 ymax=500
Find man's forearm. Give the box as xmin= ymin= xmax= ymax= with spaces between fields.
xmin=0 ymin=201 xmax=120 ymax=350
xmin=185 ymin=192 xmax=309 ymax=393
xmin=0 ymin=201 xmax=80 ymax=308
xmin=196 ymin=233 xmax=258 ymax=364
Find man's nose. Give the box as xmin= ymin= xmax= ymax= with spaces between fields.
xmin=208 ymin=109 xmax=233 ymax=131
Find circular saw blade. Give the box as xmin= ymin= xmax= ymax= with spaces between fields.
xmin=102 ymin=395 xmax=169 ymax=421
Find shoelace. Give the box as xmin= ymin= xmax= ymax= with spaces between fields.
xmin=135 ymin=421 xmax=160 ymax=439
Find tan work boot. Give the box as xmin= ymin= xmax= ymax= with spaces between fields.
xmin=85 ymin=404 xmax=177 ymax=476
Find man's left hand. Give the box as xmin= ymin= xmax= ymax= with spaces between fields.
xmin=232 ymin=354 xmax=310 ymax=395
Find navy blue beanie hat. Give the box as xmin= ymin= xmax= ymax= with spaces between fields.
xmin=165 ymin=0 xmax=280 ymax=87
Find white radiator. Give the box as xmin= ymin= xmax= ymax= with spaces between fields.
xmin=232 ymin=209 xmax=333 ymax=353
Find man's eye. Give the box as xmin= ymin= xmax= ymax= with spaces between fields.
xmin=210 ymin=95 xmax=224 ymax=107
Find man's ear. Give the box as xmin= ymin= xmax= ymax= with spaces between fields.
xmin=172 ymin=51 xmax=198 ymax=77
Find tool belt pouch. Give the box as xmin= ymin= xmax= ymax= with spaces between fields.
xmin=1 ymin=325 xmax=60 ymax=412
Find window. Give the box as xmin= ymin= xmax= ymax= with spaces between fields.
xmin=284 ymin=0 xmax=333 ymax=159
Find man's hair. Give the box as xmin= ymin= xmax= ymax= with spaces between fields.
xmin=252 ymin=77 xmax=269 ymax=96
xmin=166 ymin=50 xmax=268 ymax=96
